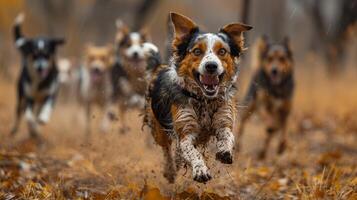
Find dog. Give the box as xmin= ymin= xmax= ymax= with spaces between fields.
xmin=79 ymin=44 xmax=115 ymax=135
xmin=144 ymin=12 xmax=252 ymax=183
xmin=112 ymin=20 xmax=160 ymax=133
xmin=236 ymin=36 xmax=294 ymax=159
xmin=10 ymin=13 xmax=65 ymax=138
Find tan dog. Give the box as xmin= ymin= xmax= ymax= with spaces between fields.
xmin=80 ymin=44 xmax=115 ymax=135
xmin=237 ymin=36 xmax=294 ymax=159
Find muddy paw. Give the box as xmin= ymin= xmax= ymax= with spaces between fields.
xmin=193 ymin=166 xmax=211 ymax=183
xmin=216 ymin=151 xmax=233 ymax=164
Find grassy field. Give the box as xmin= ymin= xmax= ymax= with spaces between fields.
xmin=0 ymin=64 xmax=356 ymax=199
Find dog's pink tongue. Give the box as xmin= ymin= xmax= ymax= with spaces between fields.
xmin=41 ymin=69 xmax=49 ymax=78
xmin=201 ymin=74 xmax=219 ymax=85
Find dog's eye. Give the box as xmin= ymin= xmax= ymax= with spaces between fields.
xmin=218 ymin=48 xmax=226 ymax=56
xmin=192 ymin=48 xmax=202 ymax=56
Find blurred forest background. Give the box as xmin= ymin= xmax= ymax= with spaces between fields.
xmin=0 ymin=0 xmax=356 ymax=77
xmin=0 ymin=0 xmax=356 ymax=199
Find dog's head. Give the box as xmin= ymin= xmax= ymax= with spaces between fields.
xmin=170 ymin=12 xmax=252 ymax=98
xmin=85 ymin=44 xmax=113 ymax=82
xmin=17 ymin=37 xmax=65 ymax=78
xmin=257 ymin=36 xmax=293 ymax=85
xmin=114 ymin=19 xmax=149 ymax=64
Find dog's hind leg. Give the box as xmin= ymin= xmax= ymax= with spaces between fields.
xmin=118 ymin=103 xmax=130 ymax=134
xmin=162 ymin=143 xmax=176 ymax=183
xmin=10 ymin=97 xmax=26 ymax=136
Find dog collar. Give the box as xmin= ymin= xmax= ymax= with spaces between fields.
xmin=180 ymin=88 xmax=202 ymax=101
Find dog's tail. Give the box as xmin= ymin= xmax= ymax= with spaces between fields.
xmin=13 ymin=13 xmax=25 ymax=48
xmin=250 ymin=35 xmax=268 ymax=70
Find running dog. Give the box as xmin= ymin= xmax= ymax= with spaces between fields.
xmin=79 ymin=44 xmax=115 ymax=135
xmin=11 ymin=13 xmax=65 ymax=137
xmin=112 ymin=20 xmax=160 ymax=133
xmin=236 ymin=36 xmax=294 ymax=159
xmin=145 ymin=13 xmax=252 ymax=183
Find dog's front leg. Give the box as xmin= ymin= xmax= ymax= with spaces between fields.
xmin=38 ymin=96 xmax=54 ymax=124
xmin=179 ymin=134 xmax=211 ymax=183
xmin=174 ymin=107 xmax=211 ymax=183
xmin=213 ymin=101 xmax=236 ymax=164
xmin=25 ymin=98 xmax=39 ymax=137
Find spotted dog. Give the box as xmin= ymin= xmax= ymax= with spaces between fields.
xmin=10 ymin=13 xmax=65 ymax=137
xmin=237 ymin=36 xmax=294 ymax=159
xmin=145 ymin=13 xmax=252 ymax=183
xmin=79 ymin=44 xmax=115 ymax=135
xmin=112 ymin=20 xmax=160 ymax=133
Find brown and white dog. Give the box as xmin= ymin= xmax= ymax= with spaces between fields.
xmin=237 ymin=36 xmax=294 ymax=159
xmin=112 ymin=20 xmax=160 ymax=133
xmin=145 ymin=13 xmax=252 ymax=183
xmin=80 ymin=44 xmax=115 ymax=135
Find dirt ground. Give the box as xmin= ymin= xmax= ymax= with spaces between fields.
xmin=0 ymin=65 xmax=356 ymax=199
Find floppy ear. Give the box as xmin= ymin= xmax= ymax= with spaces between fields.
xmin=115 ymin=19 xmax=129 ymax=43
xmin=220 ymin=23 xmax=252 ymax=55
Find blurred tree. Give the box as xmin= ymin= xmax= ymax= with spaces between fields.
xmin=297 ymin=0 xmax=357 ymax=75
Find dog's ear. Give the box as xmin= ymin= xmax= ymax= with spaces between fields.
xmin=52 ymin=38 xmax=66 ymax=46
xmin=115 ymin=19 xmax=129 ymax=43
xmin=139 ymin=27 xmax=151 ymax=42
xmin=220 ymin=23 xmax=252 ymax=55
xmin=170 ymin=12 xmax=198 ymax=44
xmin=170 ymin=12 xmax=199 ymax=58
xmin=251 ymin=35 xmax=269 ymax=69
xmin=257 ymin=35 xmax=269 ymax=56
xmin=85 ymin=43 xmax=94 ymax=52
xmin=282 ymin=36 xmax=292 ymax=57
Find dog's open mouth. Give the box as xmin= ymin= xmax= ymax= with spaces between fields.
xmin=90 ymin=70 xmax=104 ymax=82
xmin=194 ymin=70 xmax=223 ymax=97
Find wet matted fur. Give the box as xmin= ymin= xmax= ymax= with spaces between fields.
xmin=145 ymin=12 xmax=252 ymax=183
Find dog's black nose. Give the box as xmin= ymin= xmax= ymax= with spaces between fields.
xmin=205 ymin=62 xmax=218 ymax=74
xmin=93 ymin=68 xmax=100 ymax=73
xmin=271 ymin=68 xmax=278 ymax=75
xmin=133 ymin=52 xmax=139 ymax=59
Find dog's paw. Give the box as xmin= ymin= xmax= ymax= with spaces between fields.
xmin=216 ymin=151 xmax=233 ymax=164
xmin=193 ymin=165 xmax=211 ymax=183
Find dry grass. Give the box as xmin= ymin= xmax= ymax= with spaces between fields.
xmin=0 ymin=63 xmax=356 ymax=199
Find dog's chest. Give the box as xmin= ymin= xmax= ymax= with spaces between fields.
xmin=191 ymin=100 xmax=219 ymax=132
xmin=122 ymin=62 xmax=147 ymax=95
xmin=257 ymin=90 xmax=285 ymax=114
xmin=24 ymin=79 xmax=57 ymax=100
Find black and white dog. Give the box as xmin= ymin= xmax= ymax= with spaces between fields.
xmin=11 ymin=14 xmax=65 ymax=137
